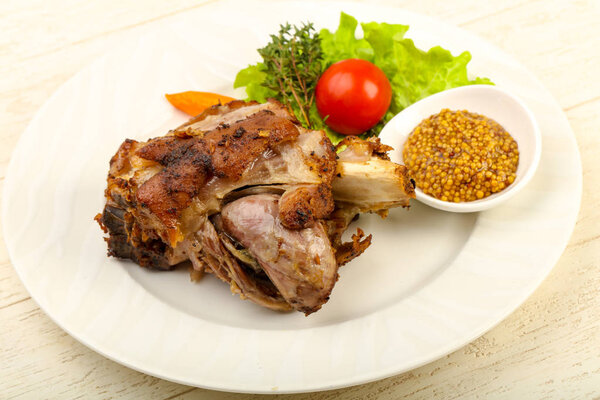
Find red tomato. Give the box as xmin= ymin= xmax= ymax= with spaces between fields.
xmin=316 ymin=59 xmax=392 ymax=135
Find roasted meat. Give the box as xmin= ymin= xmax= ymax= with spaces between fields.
xmin=96 ymin=99 xmax=415 ymax=315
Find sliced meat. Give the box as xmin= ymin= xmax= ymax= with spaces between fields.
xmin=333 ymin=137 xmax=415 ymax=214
xmin=182 ymin=217 xmax=291 ymax=312
xmin=174 ymin=98 xmax=296 ymax=137
xmin=220 ymin=194 xmax=338 ymax=315
xmin=336 ymin=136 xmax=393 ymax=162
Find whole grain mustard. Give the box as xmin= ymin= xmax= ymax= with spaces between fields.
xmin=403 ymin=109 xmax=519 ymax=203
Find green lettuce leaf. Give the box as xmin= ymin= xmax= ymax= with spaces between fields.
xmin=233 ymin=64 xmax=277 ymax=103
xmin=383 ymin=40 xmax=492 ymax=114
xmin=320 ymin=12 xmax=375 ymax=66
xmin=234 ymin=12 xmax=492 ymax=144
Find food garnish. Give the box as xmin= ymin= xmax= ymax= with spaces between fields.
xmin=316 ymin=58 xmax=392 ymax=135
xmin=403 ymin=109 xmax=519 ymax=202
xmin=234 ymin=22 xmax=322 ymax=128
xmin=235 ymin=12 xmax=492 ymax=143
xmin=165 ymin=91 xmax=235 ymax=116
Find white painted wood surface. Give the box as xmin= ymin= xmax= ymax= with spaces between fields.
xmin=1 ymin=0 xmax=598 ymax=398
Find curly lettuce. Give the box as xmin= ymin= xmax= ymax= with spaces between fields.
xmin=235 ymin=12 xmax=492 ymax=144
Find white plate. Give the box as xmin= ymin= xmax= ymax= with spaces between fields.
xmin=2 ymin=0 xmax=581 ymax=394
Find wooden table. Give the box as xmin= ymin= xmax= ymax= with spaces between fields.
xmin=1 ymin=0 xmax=599 ymax=398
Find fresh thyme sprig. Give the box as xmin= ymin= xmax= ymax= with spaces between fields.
xmin=257 ymin=22 xmax=322 ymax=128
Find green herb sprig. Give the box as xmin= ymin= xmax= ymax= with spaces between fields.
xmin=256 ymin=22 xmax=322 ymax=128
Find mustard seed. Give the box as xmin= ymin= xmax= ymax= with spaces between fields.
xmin=402 ymin=109 xmax=519 ymax=202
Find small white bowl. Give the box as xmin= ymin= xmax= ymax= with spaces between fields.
xmin=379 ymin=85 xmax=541 ymax=213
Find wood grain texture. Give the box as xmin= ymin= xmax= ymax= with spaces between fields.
xmin=1 ymin=0 xmax=599 ymax=399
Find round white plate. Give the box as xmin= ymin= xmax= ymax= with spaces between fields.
xmin=2 ymin=0 xmax=581 ymax=394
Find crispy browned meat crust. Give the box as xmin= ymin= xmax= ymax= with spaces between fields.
xmin=335 ymin=228 xmax=373 ymax=266
xmin=173 ymin=98 xmax=298 ymax=137
xmin=136 ymin=110 xmax=301 ymax=241
xmin=95 ymin=207 xmax=172 ymax=269
xmin=98 ymin=100 xmax=339 ymax=270
xmin=279 ymin=184 xmax=335 ymax=229
xmin=96 ymin=139 xmax=177 ymax=269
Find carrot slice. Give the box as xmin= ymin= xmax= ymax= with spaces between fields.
xmin=165 ymin=91 xmax=236 ymax=116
